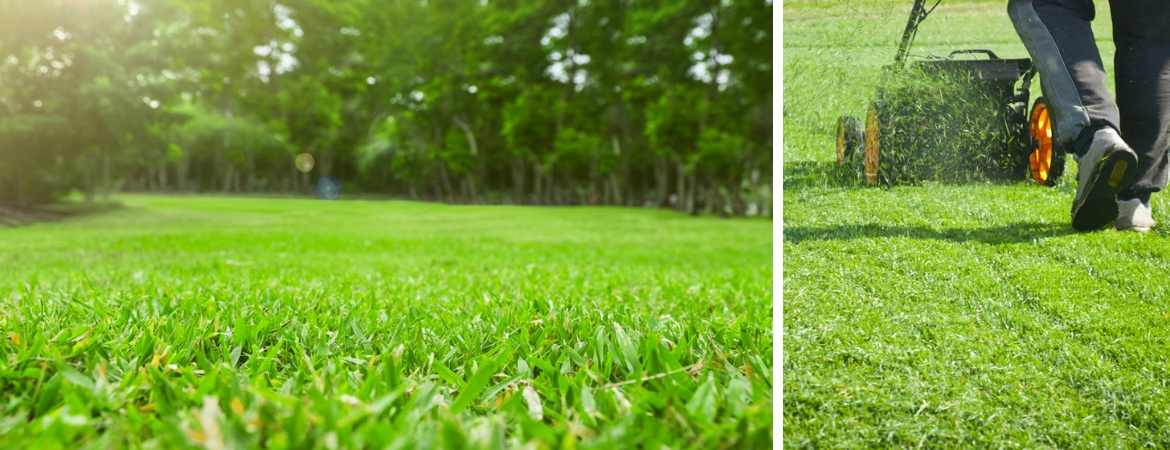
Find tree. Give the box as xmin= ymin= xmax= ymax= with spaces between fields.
xmin=0 ymin=0 xmax=773 ymax=216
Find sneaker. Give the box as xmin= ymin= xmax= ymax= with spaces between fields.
xmin=1071 ymin=128 xmax=1138 ymax=231
xmin=1116 ymin=198 xmax=1155 ymax=232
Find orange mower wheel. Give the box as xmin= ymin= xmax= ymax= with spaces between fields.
xmin=1027 ymin=97 xmax=1066 ymax=186
xmin=864 ymin=105 xmax=883 ymax=186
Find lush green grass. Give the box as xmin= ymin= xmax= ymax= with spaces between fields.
xmin=783 ymin=1 xmax=1170 ymax=448
xmin=0 ymin=195 xmax=773 ymax=448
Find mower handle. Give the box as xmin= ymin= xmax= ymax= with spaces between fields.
xmin=948 ymin=49 xmax=1000 ymax=60
xmin=894 ymin=0 xmax=942 ymax=67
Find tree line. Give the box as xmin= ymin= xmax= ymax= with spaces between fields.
xmin=0 ymin=0 xmax=772 ymax=216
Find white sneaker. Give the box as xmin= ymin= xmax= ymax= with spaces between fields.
xmin=1071 ymin=128 xmax=1138 ymax=231
xmin=1116 ymin=198 xmax=1155 ymax=232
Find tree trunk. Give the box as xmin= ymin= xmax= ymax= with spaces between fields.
xmin=458 ymin=172 xmax=472 ymax=203
xmin=609 ymin=173 xmax=622 ymax=206
xmin=319 ymin=148 xmax=334 ymax=177
xmin=533 ymin=158 xmax=543 ymax=205
xmin=730 ymin=175 xmax=746 ymax=217
xmin=676 ymin=159 xmax=687 ymax=211
xmin=510 ymin=154 xmax=526 ymax=205
xmin=452 ymin=115 xmax=481 ymax=202
xmin=609 ymin=135 xmax=623 ymax=206
xmin=565 ymin=176 xmax=574 ymax=205
xmin=177 ymin=154 xmax=188 ymax=193
xmin=437 ymin=161 xmax=454 ymax=202
xmin=653 ymin=155 xmax=669 ymax=207
xmin=159 ymin=161 xmax=168 ymax=192
xmin=710 ymin=178 xmax=728 ymax=218
xmin=11 ymin=174 xmax=25 ymax=207
xmin=102 ymin=154 xmax=111 ymax=201
xmin=685 ymin=170 xmax=697 ymax=215
xmin=223 ymin=164 xmax=236 ymax=192
xmin=546 ymin=161 xmax=556 ymax=205
xmin=246 ymin=148 xmax=255 ymax=192
xmin=588 ymin=150 xmax=598 ymax=205
xmin=84 ymin=156 xmax=94 ymax=203
xmin=177 ymin=162 xmax=186 ymax=193
xmin=194 ymin=158 xmax=202 ymax=194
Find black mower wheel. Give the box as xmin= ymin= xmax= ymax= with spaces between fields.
xmin=836 ymin=115 xmax=863 ymax=165
xmin=1026 ymin=97 xmax=1067 ymax=186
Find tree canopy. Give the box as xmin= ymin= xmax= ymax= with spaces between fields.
xmin=0 ymin=0 xmax=772 ymax=216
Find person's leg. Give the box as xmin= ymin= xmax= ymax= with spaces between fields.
xmin=1008 ymin=0 xmax=1118 ymax=152
xmin=1009 ymin=0 xmax=1139 ymax=231
xmin=1110 ymin=1 xmax=1170 ymax=205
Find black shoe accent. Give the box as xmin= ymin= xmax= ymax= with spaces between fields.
xmin=1071 ymin=150 xmax=1139 ymax=231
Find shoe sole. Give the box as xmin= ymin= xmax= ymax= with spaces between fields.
xmin=1117 ymin=221 xmax=1155 ymax=232
xmin=1072 ymin=150 xmax=1138 ymax=231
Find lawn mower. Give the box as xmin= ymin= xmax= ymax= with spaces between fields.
xmin=835 ymin=0 xmax=1065 ymax=186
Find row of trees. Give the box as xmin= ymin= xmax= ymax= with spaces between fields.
xmin=0 ymin=0 xmax=772 ymax=216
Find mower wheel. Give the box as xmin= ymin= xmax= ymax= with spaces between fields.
xmin=1027 ymin=97 xmax=1066 ymax=186
xmin=863 ymin=104 xmax=887 ymax=186
xmin=836 ymin=115 xmax=863 ymax=165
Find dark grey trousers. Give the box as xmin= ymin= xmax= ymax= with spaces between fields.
xmin=1008 ymin=0 xmax=1170 ymax=201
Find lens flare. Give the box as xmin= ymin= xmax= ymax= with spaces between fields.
xmin=316 ymin=176 xmax=341 ymax=200
xmin=295 ymin=153 xmax=315 ymax=173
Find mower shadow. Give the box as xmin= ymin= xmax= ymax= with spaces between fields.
xmin=783 ymin=160 xmax=1036 ymax=191
xmin=783 ymin=161 xmax=864 ymax=190
xmin=783 ymin=221 xmax=1073 ymax=245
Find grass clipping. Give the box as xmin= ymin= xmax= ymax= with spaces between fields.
xmin=869 ymin=63 xmax=1027 ymax=185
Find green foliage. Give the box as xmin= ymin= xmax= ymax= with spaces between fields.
xmin=693 ymin=128 xmax=749 ymax=194
xmin=553 ymin=128 xmax=601 ymax=173
xmin=171 ymin=102 xmax=291 ymax=166
xmin=502 ymin=87 xmax=560 ymax=160
xmin=645 ymin=86 xmax=702 ymax=160
xmin=0 ymin=195 xmax=773 ymax=447
xmin=441 ymin=127 xmax=476 ymax=176
xmin=0 ymin=0 xmax=772 ymax=212
xmin=355 ymin=116 xmax=399 ymax=186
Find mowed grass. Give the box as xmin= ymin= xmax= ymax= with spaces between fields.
xmin=0 ymin=195 xmax=773 ymax=448
xmin=783 ymin=1 xmax=1170 ymax=448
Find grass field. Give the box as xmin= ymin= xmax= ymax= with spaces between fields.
xmin=0 ymin=196 xmax=773 ymax=448
xmin=781 ymin=1 xmax=1170 ymax=447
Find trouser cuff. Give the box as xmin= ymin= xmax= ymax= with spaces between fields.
xmin=1073 ymin=124 xmax=1110 ymax=158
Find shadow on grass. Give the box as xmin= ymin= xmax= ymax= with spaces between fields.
xmin=783 ymin=221 xmax=1073 ymax=245
xmin=783 ymin=160 xmax=1040 ymax=191
xmin=783 ymin=161 xmax=864 ymax=190
xmin=0 ymin=200 xmax=124 ymax=227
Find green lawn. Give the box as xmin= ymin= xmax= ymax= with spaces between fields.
xmin=783 ymin=1 xmax=1170 ymax=447
xmin=0 ymin=195 xmax=773 ymax=448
